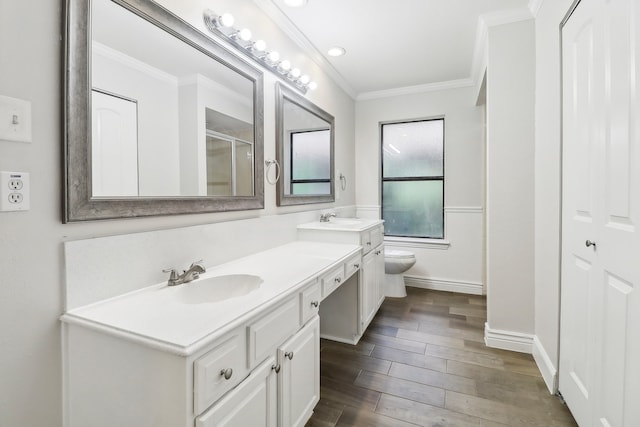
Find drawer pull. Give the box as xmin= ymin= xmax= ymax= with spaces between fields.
xmin=311 ymin=301 xmax=319 ymax=308
xmin=353 ymin=263 xmax=360 ymax=269
xmin=272 ymin=364 xmax=281 ymax=374
xmin=334 ymin=277 xmax=342 ymax=284
xmin=220 ymin=368 xmax=233 ymax=380
xmin=285 ymin=351 xmax=294 ymax=360
xmin=366 ymin=242 xmax=371 ymax=246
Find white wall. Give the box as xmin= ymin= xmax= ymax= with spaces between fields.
xmin=485 ymin=19 xmax=536 ymax=342
xmin=532 ymin=0 xmax=575 ymax=392
xmin=0 ymin=1 xmax=355 ymax=426
xmin=355 ymin=86 xmax=485 ymax=293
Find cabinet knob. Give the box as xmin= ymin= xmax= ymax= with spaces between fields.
xmin=354 ymin=263 xmax=360 ymax=269
xmin=271 ymin=364 xmax=281 ymax=374
xmin=334 ymin=277 xmax=342 ymax=284
xmin=220 ymin=368 xmax=233 ymax=380
xmin=311 ymin=301 xmax=319 ymax=308
xmin=285 ymin=351 xmax=294 ymax=360
xmin=585 ymin=240 xmax=597 ymax=249
xmin=366 ymin=242 xmax=371 ymax=246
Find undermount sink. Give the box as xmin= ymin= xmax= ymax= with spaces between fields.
xmin=175 ymin=274 xmax=263 ymax=304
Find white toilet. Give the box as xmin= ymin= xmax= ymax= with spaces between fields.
xmin=384 ymin=249 xmax=416 ymax=297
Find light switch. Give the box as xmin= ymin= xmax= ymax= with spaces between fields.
xmin=0 ymin=95 xmax=32 ymax=143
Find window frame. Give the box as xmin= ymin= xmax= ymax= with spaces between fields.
xmin=288 ymin=128 xmax=332 ymax=195
xmin=380 ymin=116 xmax=445 ymax=240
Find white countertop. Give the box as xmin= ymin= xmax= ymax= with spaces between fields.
xmin=297 ymin=218 xmax=383 ymax=232
xmin=61 ymin=241 xmax=360 ymax=356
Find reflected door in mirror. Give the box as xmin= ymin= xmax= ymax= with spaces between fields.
xmin=91 ymin=90 xmax=139 ymax=196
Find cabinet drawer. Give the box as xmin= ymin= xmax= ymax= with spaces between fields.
xmin=196 ymin=356 xmax=277 ymax=427
xmin=344 ymin=254 xmax=362 ymax=280
xmin=321 ymin=265 xmax=345 ymax=299
xmin=300 ymin=280 xmax=321 ymax=324
xmin=193 ymin=327 xmax=247 ymax=414
xmin=247 ymin=296 xmax=300 ymax=369
xmin=370 ymin=226 xmax=384 ymax=248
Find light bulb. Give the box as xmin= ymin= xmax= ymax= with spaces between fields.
xmin=237 ymin=28 xmax=252 ymax=41
xmin=218 ymin=13 xmax=234 ymax=28
xmin=253 ymin=39 xmax=266 ymax=52
xmin=300 ymin=75 xmax=310 ymax=84
xmin=278 ymin=60 xmax=291 ymax=72
xmin=290 ymin=68 xmax=301 ymax=78
xmin=267 ymin=51 xmax=280 ymax=63
xmin=308 ymin=81 xmax=318 ymax=90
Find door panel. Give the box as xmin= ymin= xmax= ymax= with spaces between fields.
xmin=562 ymin=0 xmax=640 ymax=425
xmin=561 ymin=1 xmax=603 ymax=424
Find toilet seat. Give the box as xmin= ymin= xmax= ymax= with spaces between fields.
xmin=385 ymin=249 xmax=415 ymax=259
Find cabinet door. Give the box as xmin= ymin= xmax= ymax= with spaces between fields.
xmin=196 ymin=357 xmax=277 ymax=427
xmin=360 ymin=251 xmax=377 ymax=332
xmin=278 ymin=316 xmax=320 ymax=427
xmin=374 ymin=245 xmax=385 ymax=308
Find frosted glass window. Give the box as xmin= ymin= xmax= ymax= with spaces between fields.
xmin=382 ymin=118 xmax=444 ymax=239
xmin=290 ymin=129 xmax=330 ymax=194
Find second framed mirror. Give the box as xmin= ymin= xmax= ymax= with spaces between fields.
xmin=275 ymin=83 xmax=335 ymax=206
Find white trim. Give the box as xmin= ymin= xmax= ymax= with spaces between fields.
xmin=484 ymin=323 xmax=534 ymax=354
xmin=444 ymin=206 xmax=484 ymax=214
xmin=357 ymin=79 xmax=474 ymax=101
xmin=385 ymin=237 xmax=450 ymax=250
xmin=532 ymin=335 xmax=558 ymax=394
xmin=355 ymin=205 xmax=380 ymax=219
xmin=405 ymin=276 xmax=483 ymax=295
xmin=528 ymin=0 xmax=545 ymax=17
xmin=470 ymin=7 xmax=534 ymax=90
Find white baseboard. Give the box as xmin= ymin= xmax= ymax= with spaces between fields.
xmin=532 ymin=335 xmax=558 ymax=394
xmin=484 ymin=323 xmax=534 ymax=354
xmin=404 ymin=275 xmax=483 ymax=295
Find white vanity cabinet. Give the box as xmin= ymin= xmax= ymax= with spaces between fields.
xmin=61 ymin=242 xmax=358 ymax=427
xmin=198 ymin=316 xmax=319 ymax=427
xmin=297 ymin=219 xmax=385 ymax=338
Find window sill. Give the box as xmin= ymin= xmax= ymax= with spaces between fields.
xmin=384 ymin=236 xmax=450 ymax=250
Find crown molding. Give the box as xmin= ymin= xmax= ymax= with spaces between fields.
xmin=252 ymin=0 xmax=357 ymax=99
xmin=470 ymin=7 xmax=534 ymax=88
xmin=356 ymin=78 xmax=474 ymax=101
xmin=528 ymin=0 xmax=545 ymax=17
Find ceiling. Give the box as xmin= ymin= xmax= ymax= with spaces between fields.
xmin=255 ymin=0 xmax=535 ymax=99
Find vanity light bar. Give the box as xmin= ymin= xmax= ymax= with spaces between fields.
xmin=203 ymin=9 xmax=317 ymax=93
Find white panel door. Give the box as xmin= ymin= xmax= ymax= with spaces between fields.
xmin=91 ymin=90 xmax=139 ymax=196
xmin=561 ymin=0 xmax=640 ymax=426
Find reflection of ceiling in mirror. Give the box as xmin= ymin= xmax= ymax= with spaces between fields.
xmin=206 ymin=108 xmax=254 ymax=142
xmin=91 ymin=0 xmax=252 ymax=99
xmin=283 ymin=98 xmax=329 ymax=131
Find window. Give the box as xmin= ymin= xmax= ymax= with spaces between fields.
xmin=381 ymin=118 xmax=444 ymax=239
xmin=288 ymin=129 xmax=331 ymax=195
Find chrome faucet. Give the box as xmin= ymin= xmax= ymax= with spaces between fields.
xmin=319 ymin=212 xmax=337 ymax=222
xmin=163 ymin=260 xmax=206 ymax=286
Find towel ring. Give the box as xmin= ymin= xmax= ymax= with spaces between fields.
xmin=339 ymin=173 xmax=347 ymax=191
xmin=265 ymin=159 xmax=281 ymax=185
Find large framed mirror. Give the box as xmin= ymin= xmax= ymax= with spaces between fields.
xmin=64 ymin=0 xmax=264 ymax=222
xmin=275 ymin=83 xmax=334 ymax=206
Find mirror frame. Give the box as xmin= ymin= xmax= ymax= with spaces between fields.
xmin=275 ymin=83 xmax=335 ymax=206
xmin=63 ymin=0 xmax=265 ymax=222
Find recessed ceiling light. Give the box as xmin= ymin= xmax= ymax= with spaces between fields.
xmin=327 ymin=47 xmax=346 ymax=57
xmin=283 ymin=0 xmax=308 ymax=7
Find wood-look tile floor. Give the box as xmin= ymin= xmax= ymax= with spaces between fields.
xmin=306 ymin=287 xmax=577 ymax=427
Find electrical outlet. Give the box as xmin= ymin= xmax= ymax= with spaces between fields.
xmin=0 ymin=171 xmax=30 ymax=212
